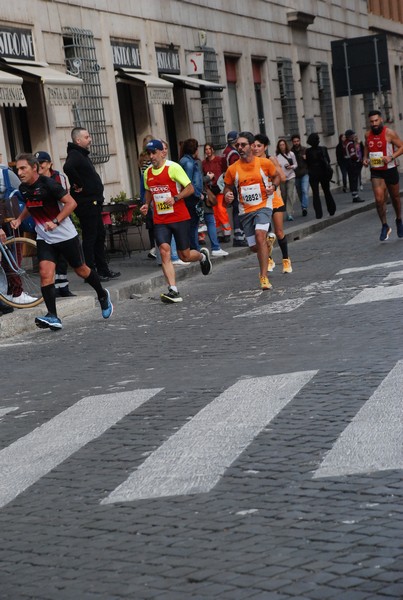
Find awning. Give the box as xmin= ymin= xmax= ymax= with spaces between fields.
xmin=116 ymin=68 xmax=174 ymax=105
xmin=161 ymin=73 xmax=225 ymax=91
xmin=0 ymin=60 xmax=82 ymax=106
xmin=0 ymin=70 xmax=26 ymax=107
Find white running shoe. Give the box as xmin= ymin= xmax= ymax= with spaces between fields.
xmin=12 ymin=292 xmax=38 ymax=304
xmin=172 ymin=259 xmax=191 ymax=266
xmin=211 ymin=249 xmax=229 ymax=257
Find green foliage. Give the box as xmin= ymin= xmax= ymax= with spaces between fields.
xmin=110 ymin=190 xmax=130 ymax=204
xmin=70 ymin=211 xmax=81 ymax=236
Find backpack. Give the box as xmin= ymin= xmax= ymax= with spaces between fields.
xmin=2 ymin=168 xmax=35 ymax=233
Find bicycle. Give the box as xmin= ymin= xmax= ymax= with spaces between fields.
xmin=0 ymin=223 xmax=43 ymax=309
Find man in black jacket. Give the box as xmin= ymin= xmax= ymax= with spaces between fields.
xmin=63 ymin=127 xmax=120 ymax=281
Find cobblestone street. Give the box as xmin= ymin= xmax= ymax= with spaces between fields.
xmin=0 ymin=208 xmax=402 ymax=599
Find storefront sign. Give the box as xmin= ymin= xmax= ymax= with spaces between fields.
xmin=0 ymin=83 xmax=26 ymax=106
xmin=45 ymin=85 xmax=81 ymax=106
xmin=186 ymin=52 xmax=204 ymax=75
xmin=147 ymin=86 xmax=174 ymax=105
xmin=0 ymin=26 xmax=35 ymax=60
xmin=155 ymin=46 xmax=180 ymax=74
xmin=111 ymin=41 xmax=141 ymax=69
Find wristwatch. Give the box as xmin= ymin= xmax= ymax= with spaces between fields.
xmin=52 ymin=218 xmax=60 ymax=226
xmin=173 ymin=195 xmax=180 ymax=203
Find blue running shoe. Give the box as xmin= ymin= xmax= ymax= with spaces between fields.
xmin=380 ymin=223 xmax=392 ymax=242
xmin=35 ymin=314 xmax=63 ymax=331
xmin=99 ymin=289 xmax=113 ymax=319
xmin=396 ymin=218 xmax=403 ymax=238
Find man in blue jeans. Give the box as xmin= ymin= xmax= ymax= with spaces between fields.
xmin=291 ymin=134 xmax=310 ymax=217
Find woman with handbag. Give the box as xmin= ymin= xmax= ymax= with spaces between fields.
xmin=306 ymin=133 xmax=336 ymax=219
xmin=275 ymin=139 xmax=297 ymax=221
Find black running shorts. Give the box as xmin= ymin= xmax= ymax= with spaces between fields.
xmin=371 ymin=167 xmax=399 ymax=185
xmin=154 ymin=220 xmax=191 ymax=251
xmin=36 ymin=235 xmax=85 ymax=268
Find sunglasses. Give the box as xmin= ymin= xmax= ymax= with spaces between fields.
xmin=235 ymin=142 xmax=249 ymax=149
xmin=147 ymin=149 xmax=158 ymax=154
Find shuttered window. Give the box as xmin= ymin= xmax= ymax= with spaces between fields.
xmin=316 ymin=62 xmax=335 ymax=136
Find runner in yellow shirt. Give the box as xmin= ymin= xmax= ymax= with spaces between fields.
xmin=223 ymin=131 xmax=280 ymax=290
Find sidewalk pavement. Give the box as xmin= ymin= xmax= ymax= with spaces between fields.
xmin=0 ymin=178 xmax=400 ymax=339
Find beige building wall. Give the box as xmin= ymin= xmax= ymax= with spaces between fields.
xmin=0 ymin=0 xmax=402 ymax=197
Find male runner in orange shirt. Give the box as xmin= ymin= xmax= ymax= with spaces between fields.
xmin=223 ymin=131 xmax=280 ymax=290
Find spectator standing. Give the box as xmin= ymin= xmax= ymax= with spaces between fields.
xmin=275 ymin=138 xmax=297 ymax=221
xmin=35 ymin=151 xmax=76 ymax=297
xmin=306 ymin=133 xmax=336 ymax=219
xmin=344 ymin=129 xmax=364 ymax=203
xmin=202 ymin=143 xmax=232 ymax=243
xmin=63 ymin=127 xmax=120 ymax=282
xmin=200 ymin=170 xmax=228 ymax=258
xmin=355 ymin=134 xmax=365 ymax=190
xmin=138 ymin=134 xmax=156 ymax=259
xmin=336 ymin=133 xmax=348 ymax=193
xmin=179 ymin=138 xmax=203 ymax=251
xmin=0 ymin=152 xmax=22 ymax=314
xmin=291 ymin=134 xmax=310 ymax=216
xmin=222 ymin=131 xmax=247 ymax=247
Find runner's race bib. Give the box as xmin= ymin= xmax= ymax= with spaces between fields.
xmin=241 ymin=183 xmax=262 ymax=205
xmin=154 ymin=192 xmax=174 ymax=214
xmin=369 ymin=152 xmax=384 ymax=168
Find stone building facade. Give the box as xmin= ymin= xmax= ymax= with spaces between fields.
xmin=0 ymin=0 xmax=402 ymax=199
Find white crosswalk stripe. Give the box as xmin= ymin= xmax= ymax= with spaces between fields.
xmin=0 ymin=389 xmax=162 ymax=509
xmin=313 ymin=360 xmax=403 ymax=478
xmin=0 ymin=407 xmax=18 ymax=418
xmin=345 ymin=283 xmax=403 ymax=305
xmin=102 ymin=371 xmax=317 ymax=504
xmin=337 ymin=260 xmax=403 ymax=275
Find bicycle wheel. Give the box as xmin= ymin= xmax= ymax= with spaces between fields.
xmin=0 ymin=237 xmax=43 ymax=308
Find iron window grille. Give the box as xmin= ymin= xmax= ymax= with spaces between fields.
xmin=277 ymin=59 xmax=299 ymax=138
xmin=62 ymin=27 xmax=109 ymax=164
xmin=198 ymin=47 xmax=226 ymax=150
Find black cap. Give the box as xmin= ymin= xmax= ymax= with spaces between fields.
xmin=35 ymin=151 xmax=51 ymax=162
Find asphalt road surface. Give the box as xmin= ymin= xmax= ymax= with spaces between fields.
xmin=1 ymin=208 xmax=402 ymax=599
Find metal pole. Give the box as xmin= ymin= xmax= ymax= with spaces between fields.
xmin=373 ymin=37 xmax=383 ymax=111
xmin=343 ymin=42 xmax=355 ymax=131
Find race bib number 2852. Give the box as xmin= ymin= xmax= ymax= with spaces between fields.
xmin=241 ymin=183 xmax=262 ymax=205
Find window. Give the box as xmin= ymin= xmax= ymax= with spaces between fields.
xmin=63 ymin=27 xmax=109 ymax=164
xmin=200 ymin=48 xmax=225 ymax=149
xmin=252 ymin=60 xmax=266 ymax=135
xmin=316 ymin=63 xmax=335 ymax=136
xmin=225 ymin=57 xmax=240 ymax=134
xmin=277 ymin=59 xmax=298 ymax=137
